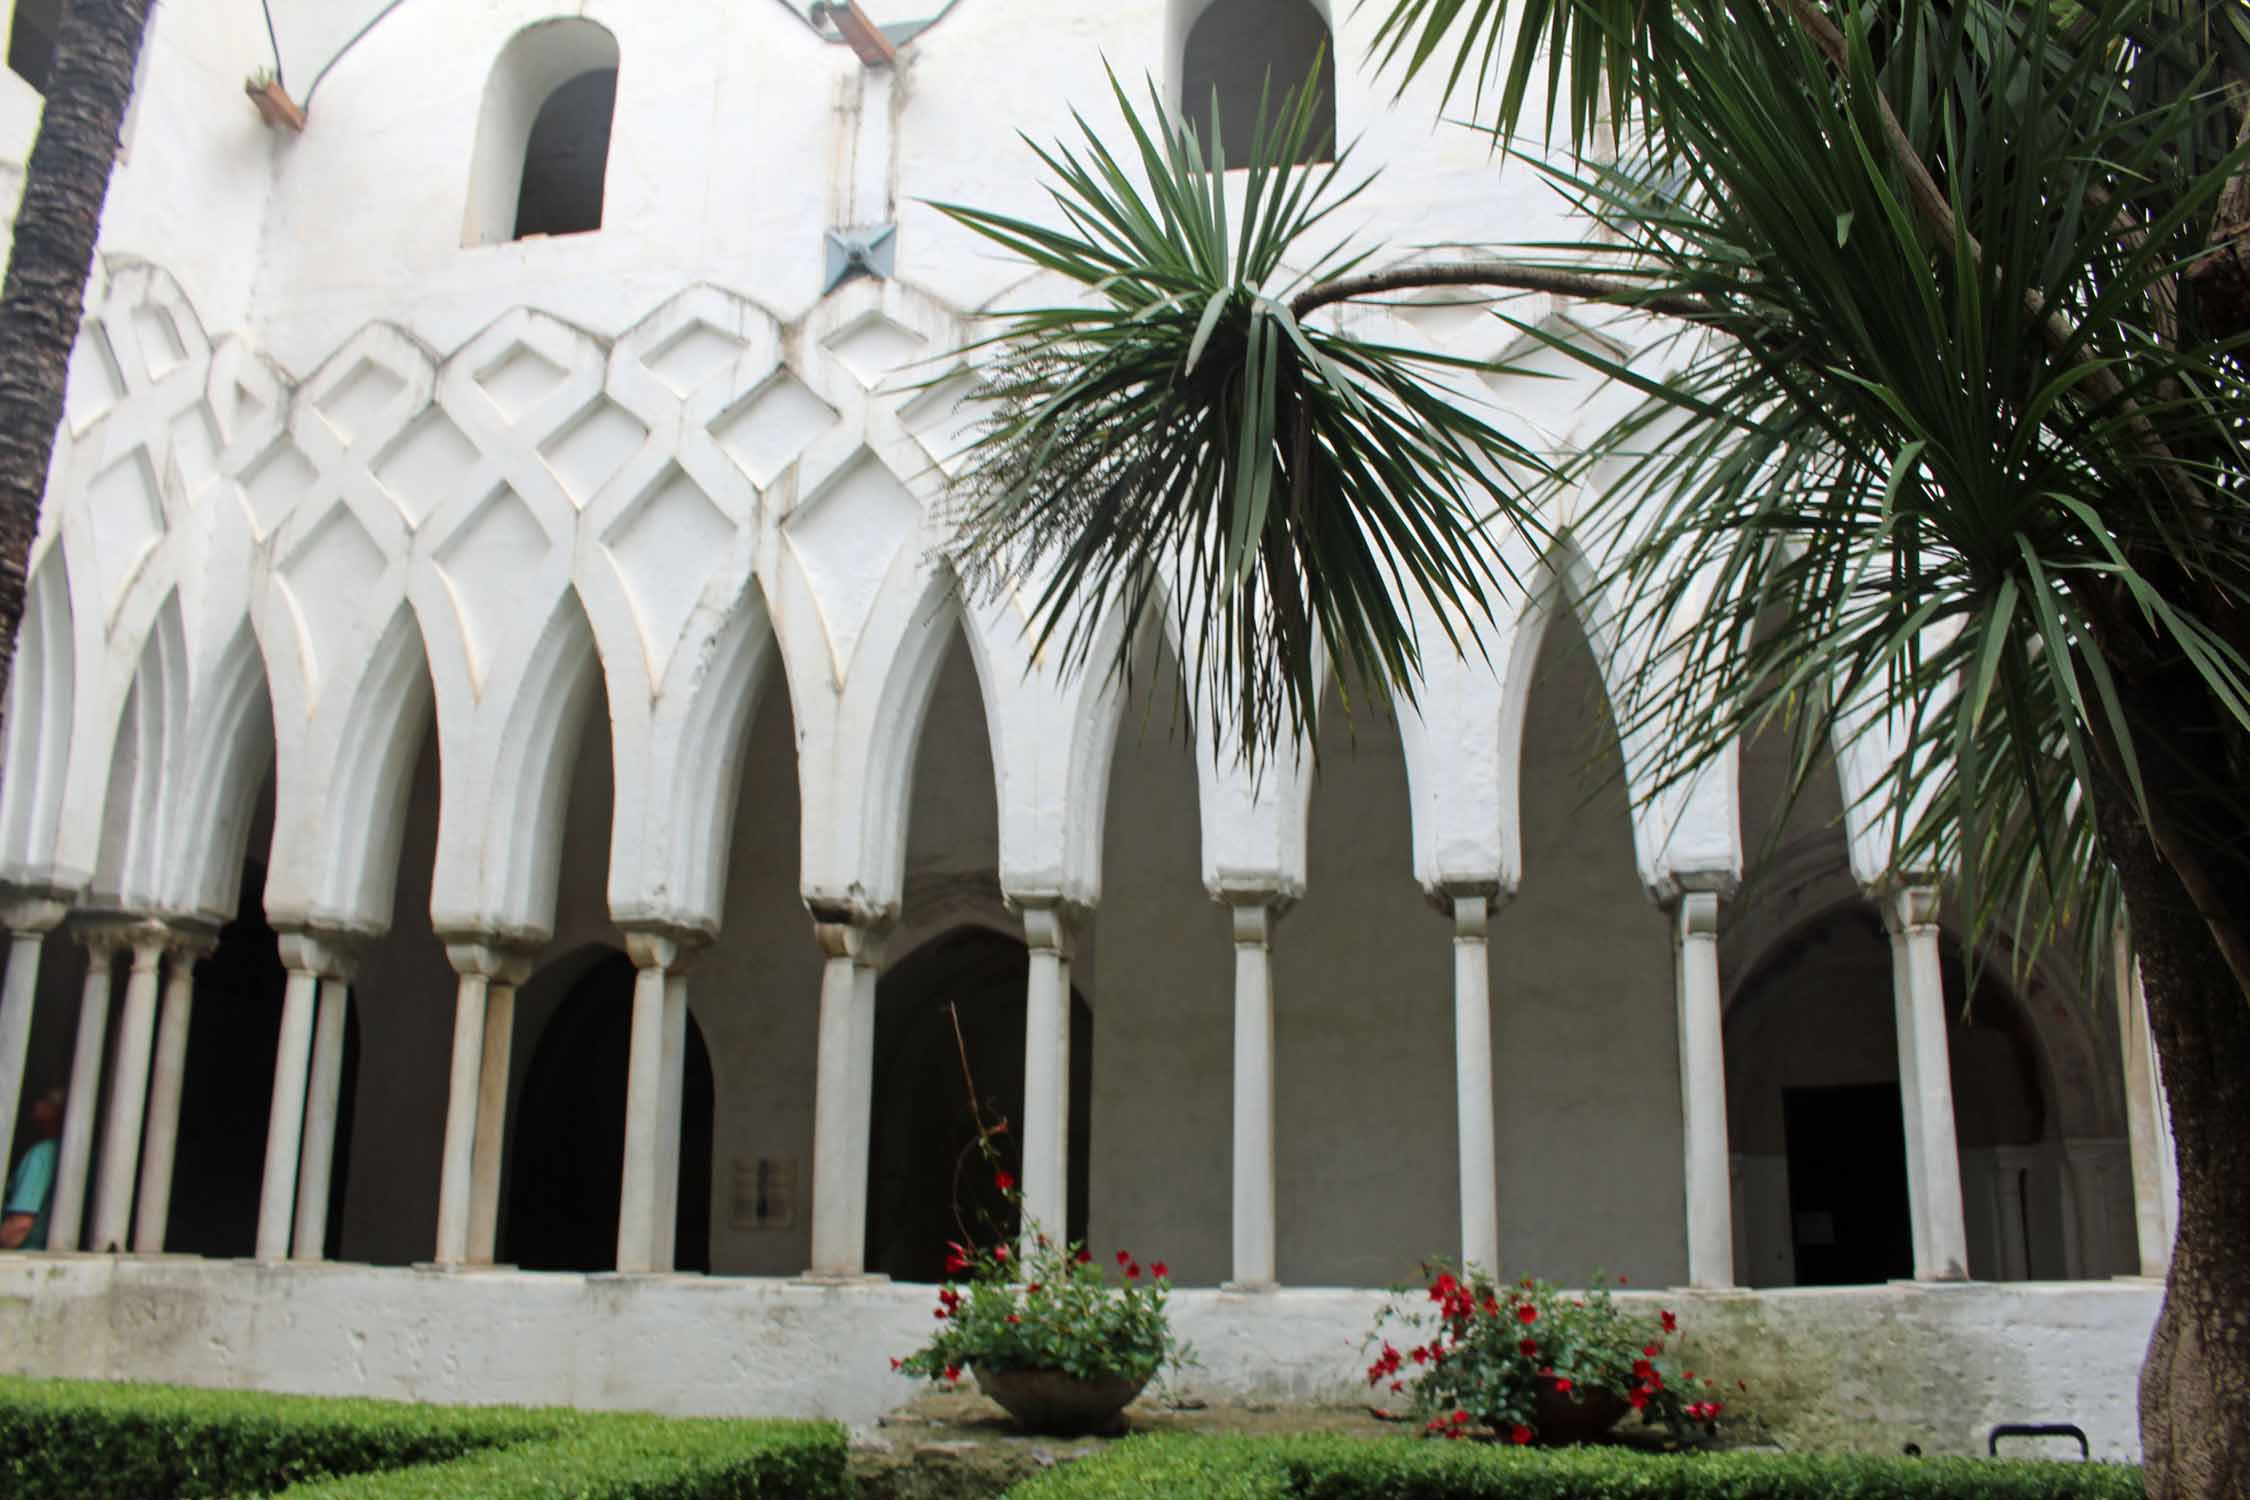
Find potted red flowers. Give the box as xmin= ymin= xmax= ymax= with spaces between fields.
xmin=891 ymin=1227 xmax=1185 ymax=1435
xmin=1366 ymin=1265 xmax=1738 ymax=1446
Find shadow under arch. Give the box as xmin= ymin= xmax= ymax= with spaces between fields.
xmin=167 ymin=845 xmax=360 ymax=1257
xmin=504 ymin=946 xmax=713 ymax=1273
xmin=1722 ymin=898 xmax=2058 ymax=1286
xmin=867 ymin=926 xmax=1092 ymax=1283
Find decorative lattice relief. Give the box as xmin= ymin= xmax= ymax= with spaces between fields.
xmin=472 ymin=342 xmax=572 ymax=424
xmin=824 ymin=313 xmax=927 ymax=390
xmin=783 ymin=454 xmax=920 ymax=681
xmin=433 ymin=485 xmax=550 ymax=691
xmin=709 ymin=373 xmax=839 ymax=489
xmin=374 ymin=409 xmax=482 ymax=528
xmin=540 ymin=399 xmax=649 ymax=508
xmin=278 ymin=504 xmax=387 ymax=693
xmin=311 ymin=356 xmax=410 ymax=450
xmin=601 ymin=465 xmax=738 ymax=682
xmin=644 ymin=318 xmax=751 ymax=399
xmin=83 ymin=449 xmax=166 ymax=615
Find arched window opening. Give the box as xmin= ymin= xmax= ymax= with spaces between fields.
xmin=1179 ymin=0 xmax=1336 ymax=166
xmin=514 ymin=69 xmax=616 ymax=239
xmin=7 ymin=0 xmax=58 ymax=95
xmin=462 ymin=19 xmax=620 ymax=247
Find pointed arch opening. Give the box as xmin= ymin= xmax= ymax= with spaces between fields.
xmin=504 ymin=945 xmax=715 ymax=1273
xmin=866 ymin=925 xmax=1093 ymax=1282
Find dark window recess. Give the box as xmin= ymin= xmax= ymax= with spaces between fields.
xmin=1782 ymin=1083 xmax=1915 ymax=1286
xmin=514 ymin=67 xmax=617 ymax=240
xmin=8 ymin=0 xmax=59 ymax=95
xmin=1181 ymin=0 xmax=1336 ymax=166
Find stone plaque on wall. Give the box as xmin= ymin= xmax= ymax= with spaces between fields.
xmin=732 ymin=1157 xmax=797 ymax=1230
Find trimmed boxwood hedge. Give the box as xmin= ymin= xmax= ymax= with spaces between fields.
xmin=0 ymin=1377 xmax=848 ymax=1499
xmin=1004 ymin=1435 xmax=2148 ymax=1500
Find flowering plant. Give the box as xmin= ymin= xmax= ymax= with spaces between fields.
xmin=1366 ymin=1264 xmax=1737 ymax=1445
xmin=892 ymin=1227 xmax=1184 ymax=1387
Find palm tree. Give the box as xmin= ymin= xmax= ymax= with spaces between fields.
xmin=934 ymin=0 xmax=2250 ymax=1493
xmin=0 ymin=0 xmax=156 ymax=732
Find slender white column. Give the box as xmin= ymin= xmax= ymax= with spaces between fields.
xmin=1673 ymin=886 xmax=1736 ymax=1288
xmin=1227 ymin=896 xmax=1282 ymax=1290
xmin=257 ymin=940 xmax=329 ymax=1261
xmin=1885 ymin=886 xmax=1970 ymax=1280
xmin=467 ymin=976 xmax=519 ymax=1265
xmin=619 ymin=930 xmax=697 ymax=1274
xmin=89 ymin=932 xmax=167 ymax=1252
xmin=1020 ymin=903 xmax=1075 ymax=1243
xmin=1446 ymin=890 xmax=1500 ymax=1275
xmin=0 ymin=898 xmax=68 ymax=1193
xmin=434 ymin=943 xmax=503 ymax=1266
xmin=807 ymin=916 xmax=885 ymax=1278
xmin=2115 ymin=932 xmax=2175 ymax=1278
xmin=291 ymin=973 xmax=355 ymax=1261
xmin=51 ymin=929 xmax=122 ymax=1252
xmin=134 ymin=930 xmax=213 ymax=1255
xmin=653 ymin=970 xmax=688 ymax=1271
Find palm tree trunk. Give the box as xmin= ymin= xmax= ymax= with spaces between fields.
xmin=0 ymin=0 xmax=156 ymax=742
xmin=2091 ymin=782 xmax=2250 ymax=1500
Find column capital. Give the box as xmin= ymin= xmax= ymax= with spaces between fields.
xmin=1226 ymin=897 xmax=1288 ymax=946
xmin=1652 ymin=868 xmax=1738 ymax=910
xmin=1423 ymin=878 xmax=1507 ymax=923
xmin=1014 ymin=897 xmax=1084 ymax=958
xmin=74 ymin=912 xmax=164 ymax=957
xmin=811 ymin=915 xmax=889 ymax=967
xmin=1674 ymin=889 xmax=1722 ymax=940
xmin=441 ymin=938 xmax=539 ymax=987
xmin=278 ymin=927 xmax=367 ymax=982
xmin=1878 ymin=883 xmax=1942 ymax=937
xmin=0 ymin=890 xmax=70 ymax=935
xmin=620 ymin=924 xmax=708 ymax=974
xmin=160 ymin=921 xmax=221 ymax=962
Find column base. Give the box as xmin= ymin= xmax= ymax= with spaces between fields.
xmin=1220 ymin=1279 xmax=1280 ymax=1294
xmin=1890 ymin=1275 xmax=1981 ymax=1288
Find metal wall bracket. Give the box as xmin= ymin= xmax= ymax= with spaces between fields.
xmin=824 ymin=224 xmax=897 ymax=291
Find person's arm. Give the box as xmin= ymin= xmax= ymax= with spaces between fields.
xmin=0 ymin=1214 xmax=29 ymax=1250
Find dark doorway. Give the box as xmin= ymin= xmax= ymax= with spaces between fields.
xmin=504 ymin=950 xmax=713 ymax=1272
xmin=866 ymin=927 xmax=1093 ymax=1282
xmin=1782 ymin=1083 xmax=1913 ymax=1285
xmin=164 ymin=858 xmax=358 ymax=1257
xmin=515 ymin=68 xmax=616 ymax=239
xmin=7 ymin=0 xmax=56 ymax=94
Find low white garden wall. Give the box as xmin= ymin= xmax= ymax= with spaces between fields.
xmin=0 ymin=1257 xmax=2159 ymax=1458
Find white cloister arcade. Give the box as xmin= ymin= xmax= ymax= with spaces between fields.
xmin=0 ymin=255 xmax=2153 ymax=1294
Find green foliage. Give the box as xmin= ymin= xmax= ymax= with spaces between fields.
xmin=1367 ymin=1269 xmax=1734 ymax=1444
xmin=932 ymin=68 xmax=1539 ymax=761
xmin=0 ymin=1377 xmax=847 ymax=1500
xmin=1004 ymin=1433 xmax=2146 ymax=1499
xmin=895 ymin=1229 xmax=1184 ymax=1386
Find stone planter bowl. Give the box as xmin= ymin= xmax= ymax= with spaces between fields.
xmin=973 ymin=1367 xmax=1151 ymax=1435
xmin=1531 ymin=1384 xmax=1632 ymax=1445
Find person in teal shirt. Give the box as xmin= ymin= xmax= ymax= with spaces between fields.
xmin=2 ymin=1089 xmax=64 ymax=1251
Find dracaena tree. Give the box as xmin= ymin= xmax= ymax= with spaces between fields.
xmin=932 ymin=0 xmax=2250 ymax=1493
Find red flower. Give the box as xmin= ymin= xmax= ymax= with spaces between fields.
xmin=1151 ymin=1261 xmax=1168 ymax=1279
xmin=1519 ymin=1275 xmax=1534 ymax=1289
xmin=1390 ymin=1381 xmax=1403 ymax=1394
xmin=1005 ymin=1314 xmax=1021 ymax=1324
xmin=1116 ymin=1250 xmax=1131 ymax=1266
xmin=944 ymin=1364 xmax=962 ymax=1383
xmin=889 ymin=1357 xmax=902 ymax=1370
xmin=1451 ymin=1410 xmax=1469 ymax=1426
xmin=1518 ymin=1339 xmax=1539 ymax=1358
xmin=995 ymin=1170 xmax=1016 ymax=1192
xmin=993 ymin=1244 xmax=1010 ymax=1264
xmin=933 ymin=1308 xmax=948 ymax=1320
xmin=1410 ymin=1347 xmax=1429 ymax=1366
xmin=1127 ymin=1262 xmax=1142 ymax=1279
xmin=1737 ymin=1380 xmax=1748 ymax=1392
xmin=1643 ymin=1341 xmax=1663 ymax=1357
xmin=1633 ymin=1359 xmax=1655 ymax=1380
xmin=944 ymin=1244 xmax=971 ymax=1274
xmin=1516 ymin=1304 xmax=1538 ymax=1325
xmin=1628 ymin=1390 xmax=1649 ymax=1410
xmin=1510 ymin=1425 xmax=1532 ymax=1445
xmin=1026 ymin=1282 xmax=1043 ymax=1295
xmin=1618 ymin=1274 xmax=1629 ymax=1284
xmin=1075 ymin=1248 xmax=1093 ymax=1265
xmin=1660 ymin=1309 xmax=1678 ymax=1333
xmin=1552 ymin=1376 xmax=1574 ymax=1395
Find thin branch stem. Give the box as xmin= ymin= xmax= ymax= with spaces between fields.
xmin=1289 ymin=260 xmax=1715 ymax=321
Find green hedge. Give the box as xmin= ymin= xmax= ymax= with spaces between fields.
xmin=0 ymin=1377 xmax=848 ymax=1500
xmin=1006 ymin=1435 xmax=2147 ymax=1500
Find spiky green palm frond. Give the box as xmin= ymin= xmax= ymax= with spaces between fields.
xmin=932 ymin=70 xmax=1544 ymax=758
